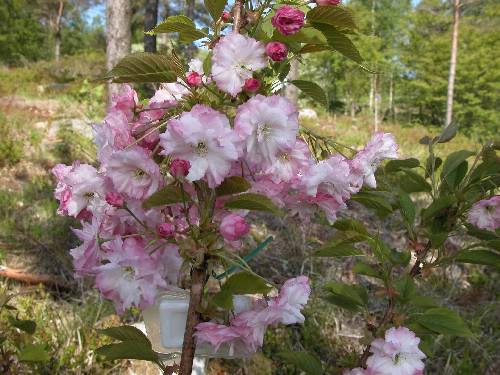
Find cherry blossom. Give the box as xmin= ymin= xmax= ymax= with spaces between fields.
xmin=212 ymin=32 xmax=267 ymax=96
xmin=235 ymin=95 xmax=299 ymax=167
xmin=467 ymin=195 xmax=500 ymax=231
xmin=159 ymin=105 xmax=241 ymax=188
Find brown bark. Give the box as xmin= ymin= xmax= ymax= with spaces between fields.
xmin=445 ymin=0 xmax=460 ymax=127
xmin=0 ymin=266 xmax=69 ymax=289
xmin=178 ymin=265 xmax=206 ymax=375
xmin=285 ymin=60 xmax=299 ymax=104
xmin=106 ymin=0 xmax=132 ymax=104
xmin=144 ymin=0 xmax=159 ymax=52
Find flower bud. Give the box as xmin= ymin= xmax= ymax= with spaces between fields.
xmin=170 ymin=159 xmax=191 ymax=178
xmin=186 ymin=71 xmax=202 ymax=87
xmin=220 ymin=214 xmax=250 ymax=241
xmin=157 ymin=223 xmax=175 ymax=238
xmin=271 ymin=6 xmax=305 ymax=36
xmin=105 ymin=192 xmax=124 ymax=208
xmin=221 ymin=11 xmax=231 ymax=22
xmin=265 ymin=41 xmax=288 ymax=62
xmin=243 ymin=78 xmax=261 ymax=93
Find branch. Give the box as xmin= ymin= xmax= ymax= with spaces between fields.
xmin=178 ymin=264 xmax=206 ymax=375
xmin=232 ymin=0 xmax=246 ymax=32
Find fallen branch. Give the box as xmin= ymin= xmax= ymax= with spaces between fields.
xmin=0 ymin=266 xmax=70 ymax=289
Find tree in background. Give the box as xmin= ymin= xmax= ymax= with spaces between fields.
xmin=144 ymin=0 xmax=159 ymax=52
xmin=445 ymin=0 xmax=461 ymax=127
xmin=106 ymin=0 xmax=131 ymax=101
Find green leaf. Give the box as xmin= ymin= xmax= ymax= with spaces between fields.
xmin=95 ymin=342 xmax=159 ymax=362
xmin=142 ymin=185 xmax=188 ymax=209
xmin=352 ymin=261 xmax=382 ymax=279
xmin=299 ymin=44 xmax=332 ymax=54
xmin=395 ymin=275 xmax=416 ymax=303
xmin=18 ymin=344 xmax=50 ymax=362
xmin=414 ymin=307 xmax=473 ymax=337
xmin=272 ymin=28 xmax=327 ymax=45
xmin=278 ymin=62 xmax=291 ymax=82
xmin=425 ymin=156 xmax=442 ymax=178
xmin=333 ymin=218 xmax=369 ymax=236
xmin=96 ymin=326 xmax=151 ymax=347
xmin=370 ymin=236 xmax=391 ymax=263
xmin=278 ymin=351 xmax=323 ymax=375
xmin=455 ymin=250 xmax=500 ymax=268
xmin=466 ymin=225 xmax=499 ymax=241
xmin=422 ymin=195 xmax=456 ymax=223
xmin=411 ymin=295 xmax=439 ymax=309
xmin=399 ymin=191 xmax=416 ymax=226
xmin=307 ymin=5 xmax=358 ymax=30
xmin=390 ymin=248 xmax=411 ymax=266
xmin=385 ymin=158 xmax=420 ymax=173
xmin=290 ymin=80 xmax=328 ymax=107
xmin=8 ymin=316 xmax=36 ymax=334
xmin=314 ymin=241 xmax=364 ymax=257
xmin=224 ymin=193 xmax=284 ymax=216
xmin=213 ymin=272 xmax=272 ymax=309
xmin=440 ymin=150 xmax=475 ymax=182
xmin=351 ymin=191 xmax=393 ymax=216
xmin=437 ymin=122 xmax=458 ymax=143
xmin=204 ymin=0 xmax=227 ymax=21
xmin=312 ymin=23 xmax=363 ymax=64
xmin=203 ymin=52 xmax=212 ymax=75
xmin=215 ymin=176 xmax=251 ymax=197
xmin=443 ymin=161 xmax=468 ymax=189
xmin=103 ymin=53 xmax=178 ymax=83
xmin=323 ymin=282 xmax=367 ymax=311
xmin=147 ymin=15 xmax=206 ymax=42
xmin=400 ymin=169 xmax=432 ymax=193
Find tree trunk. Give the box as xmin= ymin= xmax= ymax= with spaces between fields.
xmin=106 ymin=0 xmax=132 ymax=104
xmin=445 ymin=0 xmax=460 ymax=127
xmin=185 ymin=0 xmax=196 ymax=58
xmin=54 ymin=1 xmax=64 ymax=62
xmin=285 ymin=59 xmax=299 ymax=104
xmin=374 ymin=74 xmax=379 ymax=132
xmin=144 ymin=0 xmax=159 ymax=52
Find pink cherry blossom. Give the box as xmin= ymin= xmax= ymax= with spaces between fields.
xmin=105 ymin=146 xmax=160 ymax=199
xmin=317 ymin=0 xmax=342 ymax=6
xmin=366 ymin=327 xmax=426 ymax=375
xmin=234 ymin=95 xmax=299 ymax=167
xmin=350 ymin=132 xmax=399 ymax=189
xmin=243 ymin=78 xmax=261 ymax=93
xmin=303 ymin=154 xmax=352 ymax=204
xmin=52 ymin=162 xmax=107 ymax=217
xmin=343 ymin=368 xmax=375 ymax=375
xmin=266 ymin=41 xmax=288 ymax=62
xmin=212 ymin=32 xmax=267 ymax=96
xmin=264 ymin=139 xmax=314 ymax=183
xmin=467 ymin=195 xmax=500 ymax=231
xmin=70 ymin=217 xmax=101 ymax=276
xmin=194 ymin=322 xmax=242 ymax=351
xmin=221 ymin=11 xmax=231 ymax=22
xmin=271 ymin=6 xmax=305 ymax=36
xmin=110 ymin=84 xmax=138 ymax=121
xmin=170 ymin=159 xmax=191 ymax=177
xmin=159 ymin=105 xmax=241 ymax=188
xmin=220 ymin=213 xmax=250 ymax=241
xmin=266 ymin=275 xmax=311 ymax=325
xmin=95 ymin=237 xmax=167 ymax=313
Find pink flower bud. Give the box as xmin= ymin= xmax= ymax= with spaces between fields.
xmin=220 ymin=214 xmax=250 ymax=241
xmin=170 ymin=159 xmax=191 ymax=177
xmin=243 ymin=78 xmax=261 ymax=93
xmin=221 ymin=11 xmax=231 ymax=22
xmin=271 ymin=6 xmax=305 ymax=36
xmin=105 ymin=192 xmax=124 ymax=207
xmin=157 ymin=223 xmax=175 ymax=238
xmin=187 ymin=71 xmax=203 ymax=87
xmin=316 ymin=0 xmax=341 ymax=6
xmin=265 ymin=42 xmax=288 ymax=62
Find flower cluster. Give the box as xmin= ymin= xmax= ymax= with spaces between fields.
xmin=53 ymin=14 xmax=399 ymax=355
xmin=344 ymin=327 xmax=426 ymax=375
xmin=195 ymin=276 xmax=311 ymax=354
